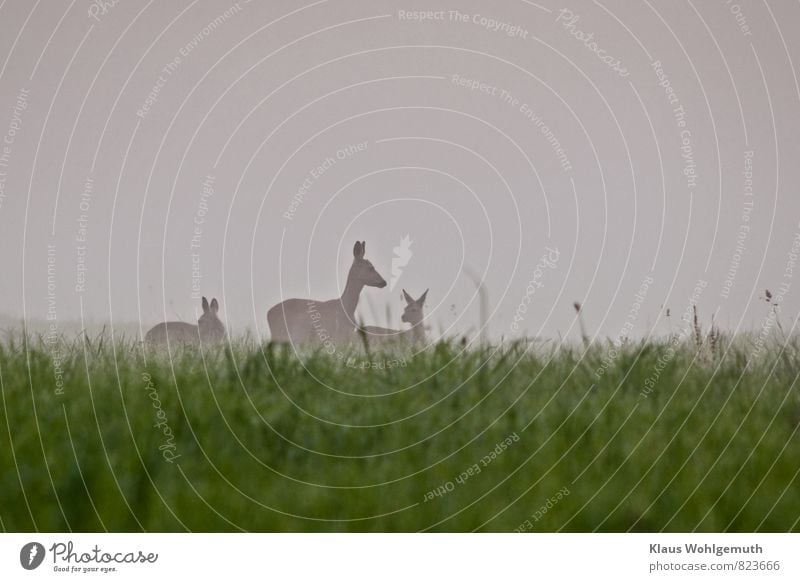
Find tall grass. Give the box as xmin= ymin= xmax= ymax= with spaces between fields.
xmin=0 ymin=330 xmax=798 ymax=532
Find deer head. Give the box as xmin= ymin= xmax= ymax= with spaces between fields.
xmin=401 ymin=288 xmax=428 ymax=325
xmin=349 ymin=241 xmax=387 ymax=289
xmin=198 ymin=296 xmax=225 ymax=342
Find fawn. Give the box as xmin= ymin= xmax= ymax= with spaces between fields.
xmin=361 ymin=289 xmax=428 ymax=347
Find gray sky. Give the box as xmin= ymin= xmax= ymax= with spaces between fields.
xmin=0 ymin=0 xmax=799 ymax=342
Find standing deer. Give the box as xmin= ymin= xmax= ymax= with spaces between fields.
xmin=361 ymin=289 xmax=428 ymax=346
xmin=267 ymin=241 xmax=387 ymax=345
xmin=145 ymin=297 xmax=225 ymax=346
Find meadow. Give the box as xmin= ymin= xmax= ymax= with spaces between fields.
xmin=1 ymin=329 xmax=798 ymax=532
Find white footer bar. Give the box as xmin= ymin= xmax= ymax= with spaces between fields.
xmin=1 ymin=533 xmax=797 ymax=581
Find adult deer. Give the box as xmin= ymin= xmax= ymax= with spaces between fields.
xmin=361 ymin=289 xmax=428 ymax=346
xmin=145 ymin=297 xmax=225 ymax=346
xmin=267 ymin=241 xmax=387 ymax=345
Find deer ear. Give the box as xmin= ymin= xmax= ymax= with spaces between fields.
xmin=402 ymin=289 xmax=413 ymax=304
xmin=202 ymin=297 xmax=210 ymax=313
xmin=418 ymin=289 xmax=429 ymax=305
xmin=353 ymin=241 xmax=364 ymax=258
xmin=210 ymin=298 xmax=219 ymax=313
xmin=361 ymin=241 xmax=366 ymax=254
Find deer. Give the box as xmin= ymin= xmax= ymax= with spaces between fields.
xmin=267 ymin=241 xmax=387 ymax=346
xmin=360 ymin=289 xmax=428 ymax=347
xmin=145 ymin=296 xmax=225 ymax=346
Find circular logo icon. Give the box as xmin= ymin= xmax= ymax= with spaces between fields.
xmin=19 ymin=542 xmax=45 ymax=570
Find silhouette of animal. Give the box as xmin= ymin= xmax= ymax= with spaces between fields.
xmin=361 ymin=289 xmax=428 ymax=346
xmin=145 ymin=297 xmax=225 ymax=346
xmin=267 ymin=241 xmax=387 ymax=345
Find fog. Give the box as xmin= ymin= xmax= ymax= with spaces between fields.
xmin=0 ymin=0 xmax=798 ymax=342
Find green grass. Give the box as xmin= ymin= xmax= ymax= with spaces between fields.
xmin=1 ymin=331 xmax=799 ymax=532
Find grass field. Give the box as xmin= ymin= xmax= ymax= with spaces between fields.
xmin=1 ymin=330 xmax=799 ymax=532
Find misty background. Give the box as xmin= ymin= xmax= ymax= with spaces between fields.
xmin=0 ymin=0 xmax=798 ymax=342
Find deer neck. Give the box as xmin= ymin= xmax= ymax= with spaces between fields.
xmin=340 ymin=270 xmax=364 ymax=319
xmin=407 ymin=319 xmax=425 ymax=342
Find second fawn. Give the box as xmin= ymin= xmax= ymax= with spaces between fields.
xmin=361 ymin=289 xmax=428 ymax=347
